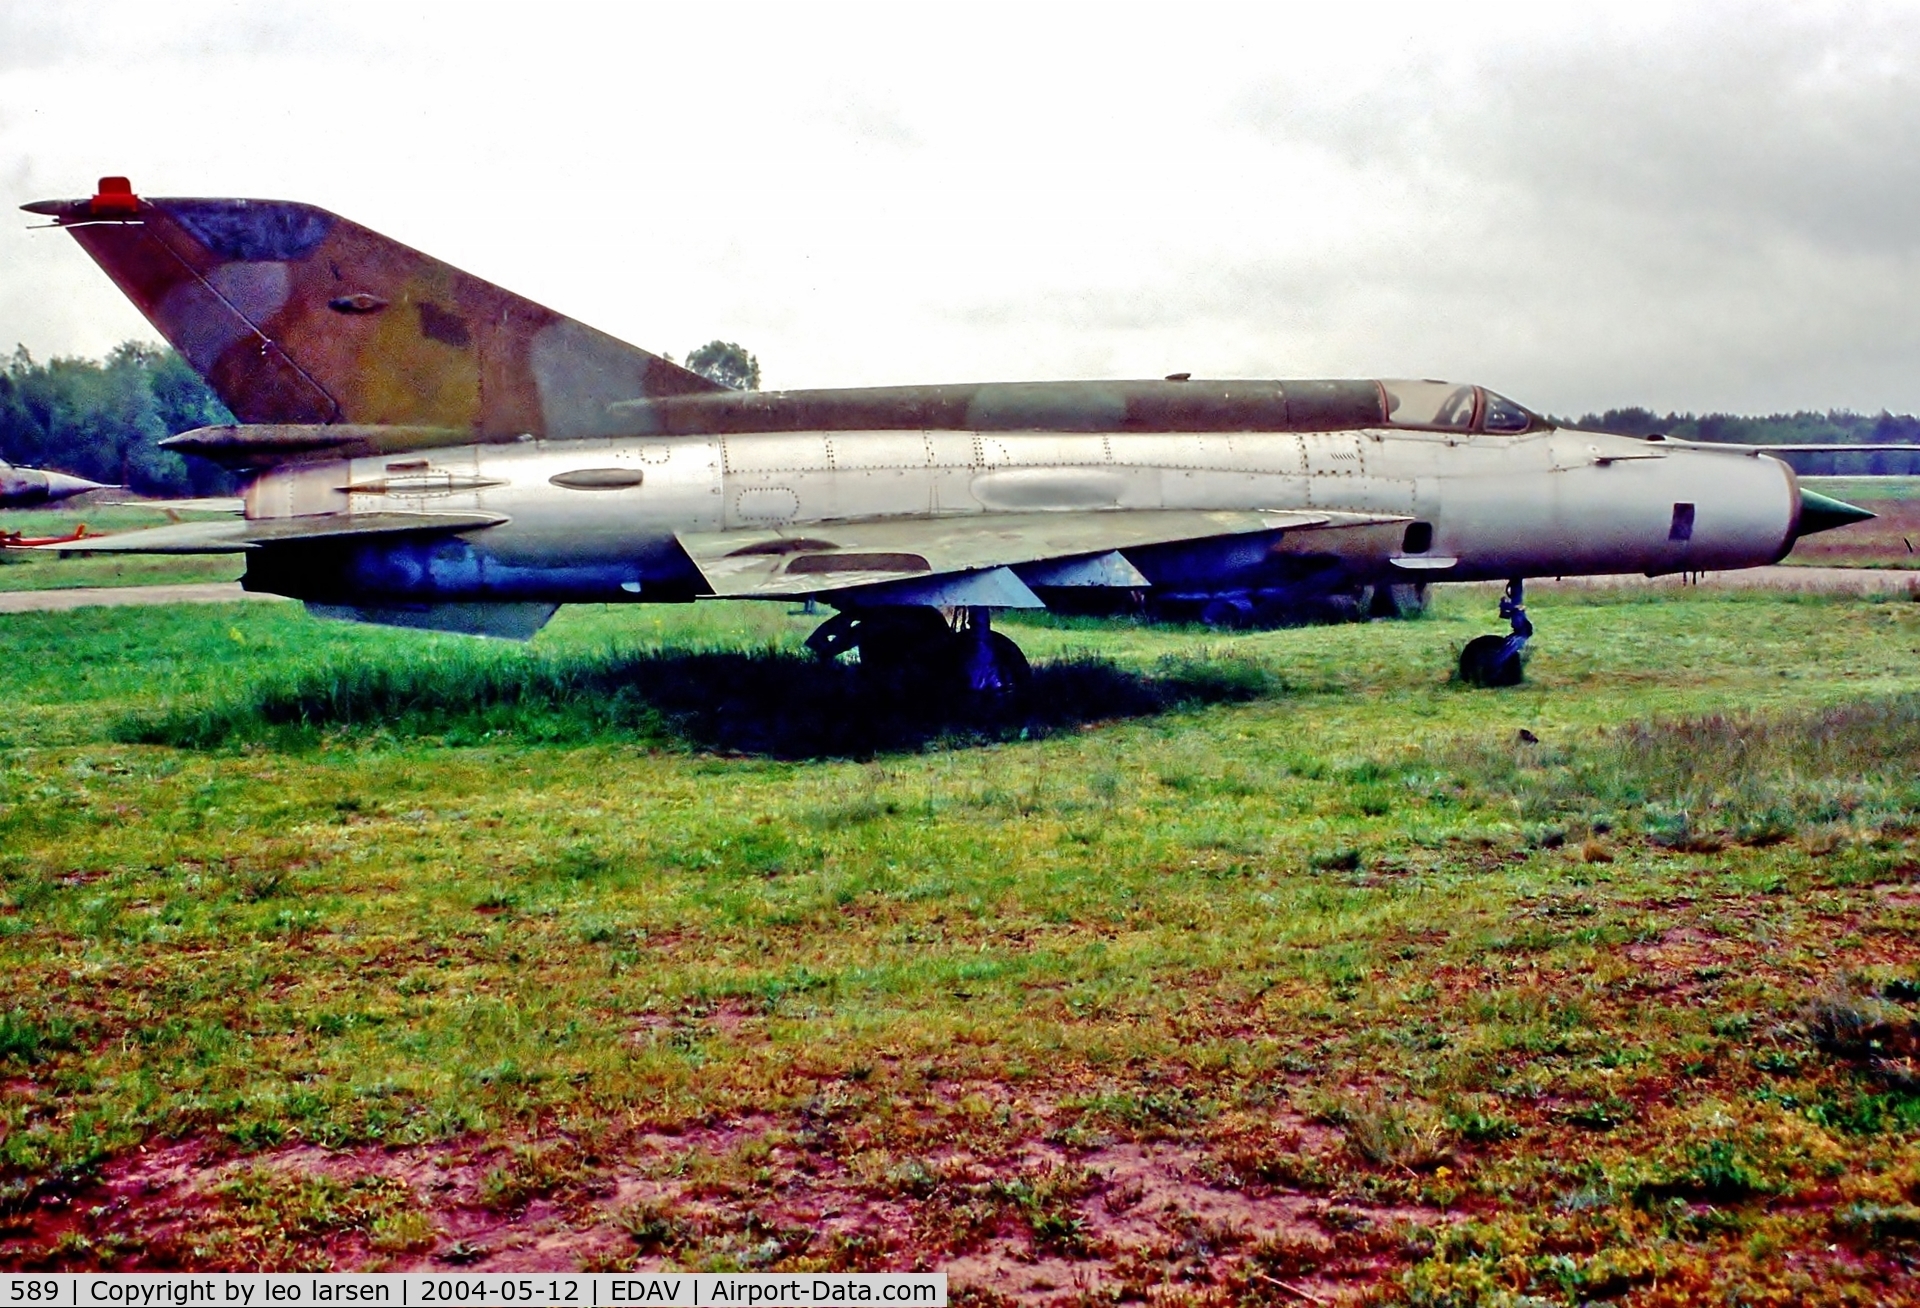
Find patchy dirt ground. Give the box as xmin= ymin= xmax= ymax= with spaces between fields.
xmin=1 ymin=1105 xmax=1456 ymax=1303
xmin=5 ymin=840 xmax=1919 ymax=1301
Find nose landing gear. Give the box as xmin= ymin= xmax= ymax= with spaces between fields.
xmin=1459 ymin=578 xmax=1531 ymax=688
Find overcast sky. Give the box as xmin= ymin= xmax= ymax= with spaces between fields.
xmin=6 ymin=1 xmax=1920 ymax=416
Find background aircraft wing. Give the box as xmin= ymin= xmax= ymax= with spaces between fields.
xmin=37 ymin=511 xmax=509 ymax=554
xmin=678 ymin=508 xmax=1405 ymax=602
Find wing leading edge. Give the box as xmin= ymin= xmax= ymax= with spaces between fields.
xmin=677 ymin=508 xmax=1408 ymax=605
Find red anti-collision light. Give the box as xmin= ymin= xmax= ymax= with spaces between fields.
xmin=89 ymin=177 xmax=139 ymax=215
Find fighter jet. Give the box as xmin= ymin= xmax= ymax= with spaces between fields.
xmin=24 ymin=178 xmax=1872 ymax=688
xmin=0 ymin=459 xmax=107 ymax=509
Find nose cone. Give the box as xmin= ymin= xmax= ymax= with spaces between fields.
xmin=1796 ymin=488 xmax=1875 ymax=539
xmin=39 ymin=471 xmax=108 ymax=503
xmin=0 ymin=468 xmax=108 ymax=508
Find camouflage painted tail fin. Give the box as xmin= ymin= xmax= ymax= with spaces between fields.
xmin=24 ymin=179 xmax=722 ymax=438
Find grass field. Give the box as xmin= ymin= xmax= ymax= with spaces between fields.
xmin=1 ymin=588 xmax=1917 ymax=1304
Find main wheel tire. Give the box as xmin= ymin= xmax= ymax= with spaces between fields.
xmin=1459 ymin=634 xmax=1524 ymax=688
xmin=1200 ymin=597 xmax=1255 ymax=628
xmin=804 ymin=611 xmax=860 ymax=662
xmin=977 ymin=631 xmax=1032 ymax=696
xmin=854 ymin=609 xmax=961 ymax=692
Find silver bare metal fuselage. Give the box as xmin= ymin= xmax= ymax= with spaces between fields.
xmin=239 ymin=424 xmax=1802 ymax=606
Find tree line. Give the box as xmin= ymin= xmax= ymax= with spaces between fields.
xmin=4 ymin=342 xmax=1915 ymax=499
xmin=1 ymin=343 xmax=237 ymax=496
xmin=1565 ymin=406 xmax=1920 ymax=445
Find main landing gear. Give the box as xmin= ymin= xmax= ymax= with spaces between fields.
xmin=806 ymin=606 xmax=1032 ymax=696
xmin=1459 ymin=578 xmax=1532 ymax=688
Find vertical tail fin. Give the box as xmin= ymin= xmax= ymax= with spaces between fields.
xmin=25 ymin=178 xmax=722 ymax=437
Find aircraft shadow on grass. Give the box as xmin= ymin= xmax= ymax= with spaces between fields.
xmin=118 ymin=649 xmax=1281 ymax=760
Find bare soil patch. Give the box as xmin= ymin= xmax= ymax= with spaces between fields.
xmin=0 ymin=1097 xmax=1453 ymax=1301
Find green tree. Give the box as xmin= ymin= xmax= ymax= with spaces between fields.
xmin=0 ymin=341 xmax=235 ymax=496
xmin=685 ymin=340 xmax=761 ymax=391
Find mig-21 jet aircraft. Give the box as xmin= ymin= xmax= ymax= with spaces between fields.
xmin=0 ymin=459 xmax=106 ymax=509
xmin=24 ymin=178 xmax=1872 ymax=689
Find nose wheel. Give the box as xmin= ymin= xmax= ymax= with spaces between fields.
xmin=1459 ymin=579 xmax=1531 ymax=688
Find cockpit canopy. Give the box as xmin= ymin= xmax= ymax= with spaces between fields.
xmin=1381 ymin=380 xmax=1537 ymax=435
